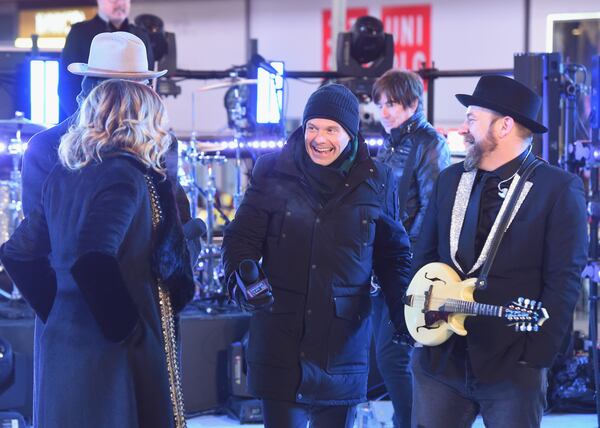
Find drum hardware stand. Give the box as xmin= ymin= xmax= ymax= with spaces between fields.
xmin=565 ymin=60 xmax=600 ymax=426
xmin=183 ymin=132 xmax=200 ymax=219
xmin=582 ymin=124 xmax=600 ymax=426
xmin=195 ymin=153 xmax=227 ymax=299
xmin=227 ymin=70 xmax=248 ymax=211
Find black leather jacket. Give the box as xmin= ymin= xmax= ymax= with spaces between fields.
xmin=376 ymin=110 xmax=450 ymax=243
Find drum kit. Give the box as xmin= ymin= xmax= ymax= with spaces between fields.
xmin=182 ymin=74 xmax=259 ymax=303
xmin=0 ymin=112 xmax=46 ymax=300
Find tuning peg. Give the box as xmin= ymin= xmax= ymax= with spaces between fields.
xmin=533 ymin=325 xmax=539 ymax=332
xmin=518 ymin=297 xmax=524 ymax=305
xmin=526 ymin=323 xmax=533 ymax=332
xmin=520 ymin=324 xmax=527 ymax=332
xmin=530 ymin=300 xmax=536 ymax=309
xmin=514 ymin=324 xmax=520 ymax=332
xmin=536 ymin=301 xmax=542 ymax=309
xmin=524 ymin=298 xmax=530 ymax=307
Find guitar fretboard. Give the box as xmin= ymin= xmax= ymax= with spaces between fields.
xmin=442 ymin=299 xmax=503 ymax=317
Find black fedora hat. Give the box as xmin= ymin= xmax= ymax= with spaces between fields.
xmin=455 ymin=75 xmax=547 ymax=134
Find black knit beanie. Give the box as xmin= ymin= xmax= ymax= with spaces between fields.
xmin=303 ymin=84 xmax=360 ymax=138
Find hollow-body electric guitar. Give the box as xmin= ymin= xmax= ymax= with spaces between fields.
xmin=404 ymin=262 xmax=549 ymax=346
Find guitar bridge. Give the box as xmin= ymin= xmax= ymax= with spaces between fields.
xmin=422 ymin=284 xmax=434 ymax=314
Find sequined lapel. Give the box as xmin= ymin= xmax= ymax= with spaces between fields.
xmin=450 ymin=170 xmax=477 ymax=274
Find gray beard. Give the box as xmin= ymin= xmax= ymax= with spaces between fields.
xmin=464 ymin=143 xmax=483 ymax=171
xmin=464 ymin=133 xmax=498 ymax=171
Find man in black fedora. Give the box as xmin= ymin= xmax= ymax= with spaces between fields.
xmin=409 ymin=75 xmax=588 ymax=427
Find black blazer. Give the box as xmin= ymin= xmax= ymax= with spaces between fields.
xmin=411 ymin=158 xmax=588 ymax=382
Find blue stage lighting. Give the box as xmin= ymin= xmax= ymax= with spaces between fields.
xmin=30 ymin=59 xmax=59 ymax=126
xmin=256 ymin=61 xmax=284 ymax=125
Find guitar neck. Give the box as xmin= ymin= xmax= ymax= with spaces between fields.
xmin=443 ymin=299 xmax=504 ymax=318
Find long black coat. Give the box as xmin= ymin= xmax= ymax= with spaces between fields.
xmin=222 ymin=129 xmax=412 ymax=405
xmin=1 ymin=154 xmax=193 ymax=427
xmin=58 ymin=15 xmax=154 ymax=119
xmin=412 ymin=159 xmax=588 ymax=382
xmin=21 ymin=119 xmax=197 ymax=427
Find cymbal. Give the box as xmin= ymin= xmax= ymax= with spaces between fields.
xmin=0 ymin=116 xmax=46 ymax=135
xmin=196 ymin=79 xmax=258 ymax=92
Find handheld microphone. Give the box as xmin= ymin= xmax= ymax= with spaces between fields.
xmin=230 ymin=259 xmax=274 ymax=311
xmin=236 ymin=260 xmax=271 ymax=300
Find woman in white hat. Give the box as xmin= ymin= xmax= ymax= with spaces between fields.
xmin=1 ymin=79 xmax=192 ymax=428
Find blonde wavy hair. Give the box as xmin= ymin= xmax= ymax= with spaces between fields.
xmin=59 ymin=79 xmax=171 ymax=175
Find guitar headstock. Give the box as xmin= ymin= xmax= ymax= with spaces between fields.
xmin=503 ymin=297 xmax=550 ymax=333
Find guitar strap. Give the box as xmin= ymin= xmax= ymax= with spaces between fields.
xmin=475 ymin=157 xmax=543 ymax=290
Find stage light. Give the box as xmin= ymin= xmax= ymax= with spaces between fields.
xmin=336 ymin=15 xmax=394 ymax=78
xmin=29 ymin=59 xmax=59 ymax=126
xmin=135 ymin=13 xmax=179 ymax=98
xmin=350 ymin=16 xmax=386 ymax=65
xmin=15 ymin=37 xmax=66 ymax=49
xmin=256 ymin=62 xmax=284 ymax=125
xmin=365 ymin=138 xmax=384 ymax=147
xmin=185 ymin=139 xmax=287 ymax=152
xmin=134 ymin=14 xmax=168 ymax=63
xmin=180 ymin=138 xmax=376 ymax=153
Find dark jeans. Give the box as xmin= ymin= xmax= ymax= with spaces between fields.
xmin=262 ymin=399 xmax=356 ymax=428
xmin=411 ymin=348 xmax=547 ymax=428
xmin=372 ymin=293 xmax=412 ymax=428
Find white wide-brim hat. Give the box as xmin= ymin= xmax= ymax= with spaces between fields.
xmin=68 ymin=31 xmax=167 ymax=80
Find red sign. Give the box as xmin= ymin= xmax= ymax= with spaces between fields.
xmin=382 ymin=5 xmax=431 ymax=70
xmin=322 ymin=5 xmax=431 ymax=72
xmin=322 ymin=7 xmax=368 ymax=71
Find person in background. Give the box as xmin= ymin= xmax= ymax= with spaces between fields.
xmin=1 ymin=79 xmax=194 ymax=427
xmin=370 ymin=69 xmax=450 ymax=427
xmin=222 ymin=83 xmax=412 ymax=428
xmin=59 ymin=0 xmax=154 ymax=119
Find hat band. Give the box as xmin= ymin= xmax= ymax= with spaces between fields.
xmin=85 ymin=65 xmax=148 ymax=74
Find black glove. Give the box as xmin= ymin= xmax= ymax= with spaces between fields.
xmin=389 ymin=300 xmax=415 ymax=347
xmin=391 ymin=325 xmax=416 ymax=347
xmin=227 ymin=260 xmax=274 ymax=312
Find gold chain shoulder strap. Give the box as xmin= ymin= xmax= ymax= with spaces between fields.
xmin=144 ymin=174 xmax=187 ymax=428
